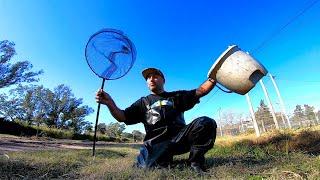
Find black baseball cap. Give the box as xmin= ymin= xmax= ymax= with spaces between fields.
xmin=142 ymin=68 xmax=165 ymax=80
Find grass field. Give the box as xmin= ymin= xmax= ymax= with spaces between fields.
xmin=1 ymin=126 xmax=319 ymax=179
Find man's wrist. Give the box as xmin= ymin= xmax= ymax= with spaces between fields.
xmin=208 ymin=78 xmax=215 ymax=83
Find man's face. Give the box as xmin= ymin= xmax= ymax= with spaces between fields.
xmin=146 ymin=73 xmax=165 ymax=93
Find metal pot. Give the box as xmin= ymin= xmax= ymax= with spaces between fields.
xmin=208 ymin=45 xmax=268 ymax=95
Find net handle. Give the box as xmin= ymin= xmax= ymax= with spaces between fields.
xmin=92 ymin=78 xmax=105 ymax=156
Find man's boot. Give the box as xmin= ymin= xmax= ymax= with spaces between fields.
xmin=188 ymin=149 xmax=206 ymax=174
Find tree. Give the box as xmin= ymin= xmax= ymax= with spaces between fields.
xmin=83 ymin=123 xmax=93 ymax=134
xmin=292 ymin=105 xmax=305 ymax=126
xmin=0 ymin=40 xmax=43 ymax=89
xmin=220 ymin=110 xmax=243 ymax=136
xmin=67 ymin=105 xmax=94 ymax=133
xmin=44 ymin=85 xmax=93 ymax=132
xmin=0 ymin=84 xmax=94 ymax=133
xmin=132 ymin=130 xmax=145 ymax=142
xmin=7 ymin=85 xmax=50 ymax=125
xmin=221 ymin=110 xmax=236 ymax=125
xmin=105 ymin=122 xmax=125 ymax=138
xmin=40 ymin=84 xmax=94 ymax=129
xmin=45 ymin=85 xmax=72 ymax=127
xmin=122 ymin=132 xmax=133 ymax=139
xmin=255 ymin=100 xmax=274 ymax=131
xmin=304 ymin=104 xmax=315 ymax=121
xmin=21 ymin=86 xmax=37 ymax=124
xmin=0 ymin=93 xmax=24 ymax=121
xmin=97 ymin=123 xmax=107 ymax=134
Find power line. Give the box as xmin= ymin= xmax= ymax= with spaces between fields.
xmin=276 ymin=79 xmax=320 ymax=83
xmin=195 ymin=0 xmax=320 ymax=118
xmin=263 ymin=75 xmax=320 ymax=83
xmin=251 ymin=0 xmax=320 ymax=54
xmin=188 ymin=88 xmax=219 ymax=118
xmin=202 ymin=88 xmax=219 ymax=105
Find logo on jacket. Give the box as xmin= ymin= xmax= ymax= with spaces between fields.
xmin=146 ymin=100 xmax=174 ymax=125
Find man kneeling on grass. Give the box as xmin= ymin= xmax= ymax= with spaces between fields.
xmin=95 ymin=67 xmax=217 ymax=173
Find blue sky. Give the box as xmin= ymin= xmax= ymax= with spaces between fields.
xmin=1 ymin=0 xmax=319 ymax=133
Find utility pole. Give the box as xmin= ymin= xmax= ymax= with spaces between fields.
xmin=239 ymin=117 xmax=244 ymax=133
xmin=269 ymin=74 xmax=292 ymax=128
xmin=260 ymin=79 xmax=279 ymax=129
xmin=314 ymin=108 xmax=319 ymax=124
xmin=278 ymin=107 xmax=287 ymax=128
xmin=218 ymin=108 xmax=223 ymax=136
xmin=245 ymin=93 xmax=260 ymax=137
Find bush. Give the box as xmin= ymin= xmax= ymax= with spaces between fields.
xmin=0 ymin=118 xmax=37 ymax=136
xmin=72 ymin=133 xmax=92 ymax=140
xmin=98 ymin=135 xmax=116 ymax=142
xmin=120 ymin=137 xmax=130 ymax=142
xmin=0 ymin=119 xmax=132 ymax=142
xmin=43 ymin=128 xmax=73 ymax=139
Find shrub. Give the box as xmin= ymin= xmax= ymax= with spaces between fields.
xmin=0 ymin=119 xmax=134 ymax=142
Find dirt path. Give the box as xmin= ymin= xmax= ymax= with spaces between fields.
xmin=0 ymin=134 xmax=141 ymax=153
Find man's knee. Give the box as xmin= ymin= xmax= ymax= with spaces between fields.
xmin=190 ymin=116 xmax=217 ymax=151
xmin=196 ymin=116 xmax=217 ymax=129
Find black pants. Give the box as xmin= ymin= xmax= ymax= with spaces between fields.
xmin=157 ymin=116 xmax=217 ymax=166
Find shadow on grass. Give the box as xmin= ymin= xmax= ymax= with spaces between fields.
xmin=34 ymin=148 xmax=130 ymax=159
xmin=205 ymin=156 xmax=272 ymax=168
xmin=0 ymin=160 xmax=79 ymax=179
xmin=293 ymin=130 xmax=320 ymax=155
xmin=94 ymin=142 xmax=142 ymax=150
xmin=0 ymin=149 xmax=130 ymax=179
xmin=93 ymin=149 xmax=127 ymax=158
xmin=171 ymin=156 xmax=271 ymax=169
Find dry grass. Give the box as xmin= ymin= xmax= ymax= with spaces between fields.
xmin=1 ymin=126 xmax=320 ymax=179
xmin=217 ymin=125 xmax=320 ymax=154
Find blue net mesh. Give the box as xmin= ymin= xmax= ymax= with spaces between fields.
xmin=85 ymin=29 xmax=136 ymax=80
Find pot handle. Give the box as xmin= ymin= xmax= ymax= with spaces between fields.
xmin=216 ymin=84 xmax=233 ymax=93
